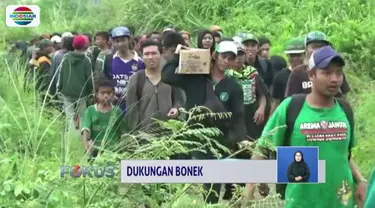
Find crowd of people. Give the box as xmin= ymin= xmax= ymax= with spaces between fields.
xmin=6 ymin=25 xmax=375 ymax=208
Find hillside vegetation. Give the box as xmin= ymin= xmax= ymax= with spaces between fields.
xmin=0 ymin=0 xmax=374 ymax=207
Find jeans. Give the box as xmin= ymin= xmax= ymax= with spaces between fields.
xmin=61 ymin=95 xmax=87 ymax=132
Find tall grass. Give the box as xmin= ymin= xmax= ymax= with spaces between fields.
xmin=0 ymin=0 xmax=374 ymax=207
xmin=0 ymin=57 xmax=189 ymax=207
xmin=1 ymin=56 xmax=374 ymax=207
xmin=0 ymin=54 xmax=246 ymax=207
xmin=0 ymin=55 xmax=283 ymax=207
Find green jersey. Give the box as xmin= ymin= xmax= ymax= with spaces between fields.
xmin=257 ymin=97 xmax=356 ymax=208
xmin=226 ymin=66 xmax=259 ymax=105
xmin=226 ymin=66 xmax=269 ymax=139
xmin=81 ymin=105 xmax=125 ymax=146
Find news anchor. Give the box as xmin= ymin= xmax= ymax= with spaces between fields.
xmin=287 ymin=151 xmax=310 ymax=183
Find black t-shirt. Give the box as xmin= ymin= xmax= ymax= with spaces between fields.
xmin=211 ymin=76 xmax=246 ymax=148
xmin=272 ymin=68 xmax=291 ymax=102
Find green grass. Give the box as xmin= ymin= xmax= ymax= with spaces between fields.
xmin=0 ymin=0 xmax=374 ymax=207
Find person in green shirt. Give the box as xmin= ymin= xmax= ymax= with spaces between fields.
xmin=81 ymin=80 xmax=126 ymax=160
xmin=248 ymin=46 xmax=367 ymax=207
xmin=365 ymin=169 xmax=375 ymax=208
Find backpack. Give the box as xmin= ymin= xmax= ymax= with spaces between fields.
xmin=102 ymin=53 xmax=114 ymax=78
xmin=87 ymin=46 xmax=101 ymax=72
xmin=275 ymin=94 xmax=354 ymax=200
xmin=35 ymin=56 xmax=52 ymax=92
xmin=92 ymin=47 xmax=101 ymax=63
xmin=258 ymin=58 xmax=268 ymax=75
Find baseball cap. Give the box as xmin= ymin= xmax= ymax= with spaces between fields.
xmin=284 ymin=37 xmax=305 ymax=54
xmin=233 ymin=36 xmax=244 ymax=52
xmin=62 ymin=32 xmax=73 ymax=38
xmin=215 ymin=41 xmax=237 ymax=56
xmin=237 ymin=32 xmax=259 ymax=44
xmin=210 ymin=25 xmax=222 ymax=32
xmin=111 ymin=27 xmax=131 ymax=38
xmin=73 ymin=35 xmax=89 ymax=49
xmin=308 ymin=46 xmax=345 ymax=70
xmin=163 ymin=26 xmax=175 ymax=34
xmin=51 ymin=35 xmax=62 ymax=43
xmin=40 ymin=34 xmax=51 ymax=39
xmin=83 ymin=35 xmax=89 ymax=43
xmin=30 ymin=35 xmax=39 ymax=42
xmin=39 ymin=39 xmax=53 ymax=50
xmin=305 ymin=31 xmax=330 ymax=46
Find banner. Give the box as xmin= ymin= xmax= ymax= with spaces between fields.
xmin=120 ymin=147 xmax=324 ymax=184
xmin=120 ymin=160 xmax=325 ymax=183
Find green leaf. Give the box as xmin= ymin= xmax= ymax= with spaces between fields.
xmin=4 ymin=184 xmax=12 ymax=192
xmin=14 ymin=184 xmax=22 ymax=196
xmin=23 ymin=186 xmax=31 ymax=195
xmin=3 ymin=179 xmax=14 ymax=185
xmin=62 ymin=191 xmax=69 ymax=198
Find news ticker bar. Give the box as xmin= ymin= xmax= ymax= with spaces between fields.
xmin=120 ymin=160 xmax=326 ymax=184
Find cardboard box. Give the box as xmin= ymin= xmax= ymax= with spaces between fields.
xmin=178 ymin=48 xmax=211 ymax=74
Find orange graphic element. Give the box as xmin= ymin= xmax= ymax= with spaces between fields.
xmin=73 ymin=165 xmax=81 ymax=175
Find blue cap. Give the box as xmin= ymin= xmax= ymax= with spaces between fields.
xmin=308 ymin=46 xmax=345 ymax=70
xmin=111 ymin=27 xmax=131 ymax=38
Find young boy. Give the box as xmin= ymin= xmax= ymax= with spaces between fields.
xmin=81 ymin=80 xmax=126 ymax=159
xmin=101 ymin=26 xmax=146 ymax=111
